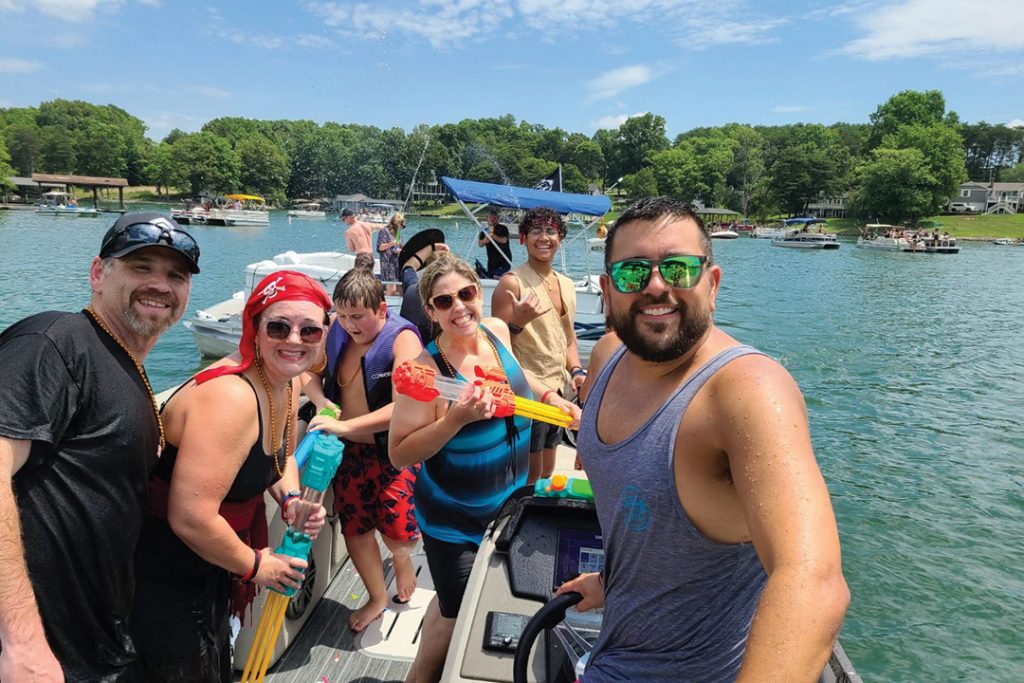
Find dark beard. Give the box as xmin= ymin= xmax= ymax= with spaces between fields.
xmin=608 ymin=293 xmax=711 ymax=363
xmin=123 ymin=291 xmax=180 ymax=337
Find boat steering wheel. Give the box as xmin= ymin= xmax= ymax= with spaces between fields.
xmin=512 ymin=591 xmax=584 ymax=683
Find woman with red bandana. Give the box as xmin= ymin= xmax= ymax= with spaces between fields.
xmin=131 ymin=271 xmax=333 ymax=682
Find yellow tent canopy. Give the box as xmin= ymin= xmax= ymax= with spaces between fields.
xmin=224 ymin=194 xmax=265 ymax=202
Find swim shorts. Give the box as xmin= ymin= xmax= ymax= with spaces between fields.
xmin=421 ymin=532 xmax=477 ymax=619
xmin=529 ymin=420 xmax=563 ymax=452
xmin=332 ymin=440 xmax=420 ymax=542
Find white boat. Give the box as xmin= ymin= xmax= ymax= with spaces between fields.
xmin=352 ymin=202 xmax=397 ymax=227
xmin=286 ymin=201 xmax=326 ymax=219
xmin=587 ymin=237 xmax=606 ymax=252
xmin=923 ymin=237 xmax=959 ymax=254
xmin=211 ymin=194 xmax=270 ymax=226
xmin=856 ymin=224 xmax=915 ymax=252
xmin=34 ymin=191 xmax=99 ymax=217
xmin=771 ymin=217 xmax=840 ymax=250
xmin=709 ymin=229 xmax=740 ymax=239
xmin=992 ymin=237 xmax=1022 ymax=246
xmin=750 ymin=225 xmax=787 ymax=239
xmin=185 ymin=250 xmax=605 ymax=361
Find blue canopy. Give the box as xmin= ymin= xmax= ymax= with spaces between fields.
xmin=442 ymin=176 xmax=611 ymax=217
xmin=784 ymin=217 xmax=824 ymax=225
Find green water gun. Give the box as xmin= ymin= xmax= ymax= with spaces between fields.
xmin=273 ymin=406 xmax=344 ymax=597
xmin=534 ymin=474 xmax=593 ymax=502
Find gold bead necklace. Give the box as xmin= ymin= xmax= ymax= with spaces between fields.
xmin=254 ymin=359 xmax=293 ymax=478
xmin=436 ymin=329 xmax=502 ymax=378
xmin=83 ymin=307 xmax=165 ymax=456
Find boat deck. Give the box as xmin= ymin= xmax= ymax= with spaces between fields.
xmin=253 ymin=553 xmax=411 ymax=682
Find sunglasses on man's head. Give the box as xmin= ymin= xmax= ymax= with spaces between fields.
xmin=607 ymin=254 xmax=708 ymax=293
xmin=429 ymin=284 xmax=479 ymax=310
xmin=263 ymin=319 xmax=325 ymax=343
xmin=100 ymin=221 xmax=201 ymax=264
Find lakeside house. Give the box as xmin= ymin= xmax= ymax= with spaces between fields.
xmin=948 ymin=181 xmax=1023 ymax=214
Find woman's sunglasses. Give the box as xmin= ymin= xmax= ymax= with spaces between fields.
xmin=263 ymin=319 xmax=325 ymax=343
xmin=429 ymin=284 xmax=479 ymax=310
xmin=607 ymin=255 xmax=708 ymax=293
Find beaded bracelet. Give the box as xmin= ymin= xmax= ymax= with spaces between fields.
xmin=280 ymin=491 xmax=301 ymax=521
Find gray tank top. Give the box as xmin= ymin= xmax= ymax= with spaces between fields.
xmin=580 ymin=344 xmax=768 ymax=682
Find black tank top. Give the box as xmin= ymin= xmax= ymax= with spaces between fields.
xmin=152 ymin=374 xmax=284 ymax=501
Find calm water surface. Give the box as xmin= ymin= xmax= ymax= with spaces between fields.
xmin=2 ymin=207 xmax=1022 ymax=682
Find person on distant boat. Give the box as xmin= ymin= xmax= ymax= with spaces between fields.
xmin=130 ymin=270 xmax=331 ymax=682
xmin=596 ymin=221 xmax=608 ymax=239
xmin=341 ymin=207 xmax=374 ymax=256
xmin=67 ymin=196 xmax=78 ymax=207
xmin=389 ymin=254 xmax=580 ymax=683
xmin=491 ymin=207 xmax=586 ymax=484
xmin=300 ymin=264 xmax=423 ymax=633
xmin=0 ymin=213 xmax=200 ymax=681
xmin=377 ymin=212 xmax=405 ymax=296
xmin=557 ymin=197 xmax=849 ymax=682
xmin=475 ymin=208 xmax=512 ymax=279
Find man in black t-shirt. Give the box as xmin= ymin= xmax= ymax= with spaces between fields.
xmin=0 ymin=213 xmax=199 ymax=681
xmin=476 ymin=208 xmax=513 ymax=279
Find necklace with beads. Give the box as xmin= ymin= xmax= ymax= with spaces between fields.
xmin=254 ymin=359 xmax=292 ymax=478
xmin=436 ymin=329 xmax=502 ymax=378
xmin=84 ymin=307 xmax=165 ymax=456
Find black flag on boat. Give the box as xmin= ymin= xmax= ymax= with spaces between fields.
xmin=533 ymin=166 xmax=562 ymax=192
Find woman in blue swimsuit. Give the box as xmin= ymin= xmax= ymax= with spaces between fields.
xmin=389 ymin=254 xmax=580 ymax=683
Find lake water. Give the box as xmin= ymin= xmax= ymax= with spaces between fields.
xmin=2 ymin=207 xmax=1022 ymax=681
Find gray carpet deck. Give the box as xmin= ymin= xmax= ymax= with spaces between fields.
xmin=254 ymin=550 xmax=412 ymax=683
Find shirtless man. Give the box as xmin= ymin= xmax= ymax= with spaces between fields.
xmin=559 ymin=197 xmax=849 ymax=681
xmin=491 ymin=207 xmax=585 ymax=483
xmin=341 ymin=208 xmax=374 ymax=256
xmin=303 ymin=264 xmax=423 ymax=632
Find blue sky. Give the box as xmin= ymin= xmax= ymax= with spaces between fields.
xmin=1 ymin=0 xmax=1021 ymax=141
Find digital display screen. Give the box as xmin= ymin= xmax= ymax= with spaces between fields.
xmin=554 ymin=527 xmax=604 ymax=588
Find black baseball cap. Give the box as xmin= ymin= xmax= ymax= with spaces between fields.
xmin=99 ymin=212 xmax=201 ymax=273
xmin=340 ymin=208 xmax=355 ymax=217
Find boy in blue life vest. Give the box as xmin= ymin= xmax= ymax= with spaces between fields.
xmin=302 ymin=264 xmax=423 ymax=632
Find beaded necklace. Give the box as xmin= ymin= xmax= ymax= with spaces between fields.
xmin=254 ymin=360 xmax=293 ymax=478
xmin=83 ymin=307 xmax=164 ymax=456
xmin=436 ymin=328 xmax=502 ymax=378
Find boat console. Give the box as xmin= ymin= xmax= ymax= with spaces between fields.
xmin=443 ymin=480 xmax=863 ymax=683
xmin=442 ymin=488 xmax=602 ymax=683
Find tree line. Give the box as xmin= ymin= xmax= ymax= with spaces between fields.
xmin=2 ymin=91 xmax=1023 ymax=223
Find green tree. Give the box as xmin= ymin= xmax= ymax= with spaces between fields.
xmin=563 ymin=133 xmax=605 ymax=181
xmin=143 ymin=142 xmax=176 ymax=196
xmin=38 ymin=126 xmax=76 ymax=173
xmin=237 ymin=135 xmax=289 ymax=201
xmin=622 ymin=167 xmax=658 ymax=200
xmin=1000 ymin=162 xmax=1024 ymax=183
xmin=763 ymin=125 xmax=849 ymax=215
xmin=4 ymin=123 xmax=40 ymax=175
xmin=868 ymin=89 xmax=959 ymax=148
xmin=883 ymin=123 xmax=966 ymax=213
xmin=850 ymin=148 xmax=935 ymax=224
xmin=0 ymin=130 xmax=15 ymax=191
xmin=77 ymin=121 xmax=127 ymax=177
xmin=615 ymin=113 xmax=669 ymax=178
xmin=170 ymin=132 xmax=240 ymax=195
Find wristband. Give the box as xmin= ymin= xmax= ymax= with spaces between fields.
xmin=541 ymin=389 xmax=555 ymax=404
xmin=280 ymin=490 xmax=301 ymax=521
xmin=570 ymin=367 xmax=586 ymax=379
xmin=508 ymin=322 xmax=524 ymax=335
xmin=240 ymin=548 xmax=261 ymax=583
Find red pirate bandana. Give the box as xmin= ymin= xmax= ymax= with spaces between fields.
xmin=194 ymin=271 xmax=332 ymax=385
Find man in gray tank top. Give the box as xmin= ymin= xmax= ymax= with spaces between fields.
xmin=557 ymin=198 xmax=849 ymax=682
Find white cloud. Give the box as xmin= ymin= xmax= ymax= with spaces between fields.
xmin=143 ymin=111 xmax=205 ymax=140
xmin=190 ymin=85 xmax=229 ymax=98
xmin=307 ymin=0 xmax=784 ymax=50
xmin=593 ymin=111 xmax=647 ymax=131
xmin=1008 ymin=119 xmax=1024 ymax=129
xmin=841 ymin=0 xmax=1024 ymax=61
xmin=772 ymin=105 xmax=810 ymax=113
xmin=587 ymin=65 xmax=655 ymax=101
xmin=3 ymin=0 xmax=157 ymax=22
xmin=0 ymin=58 xmax=44 ymax=74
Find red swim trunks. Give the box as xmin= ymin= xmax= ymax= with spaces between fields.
xmin=332 ymin=440 xmax=420 ymax=542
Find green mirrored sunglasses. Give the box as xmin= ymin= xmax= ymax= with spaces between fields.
xmin=607 ymin=254 xmax=708 ymax=293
